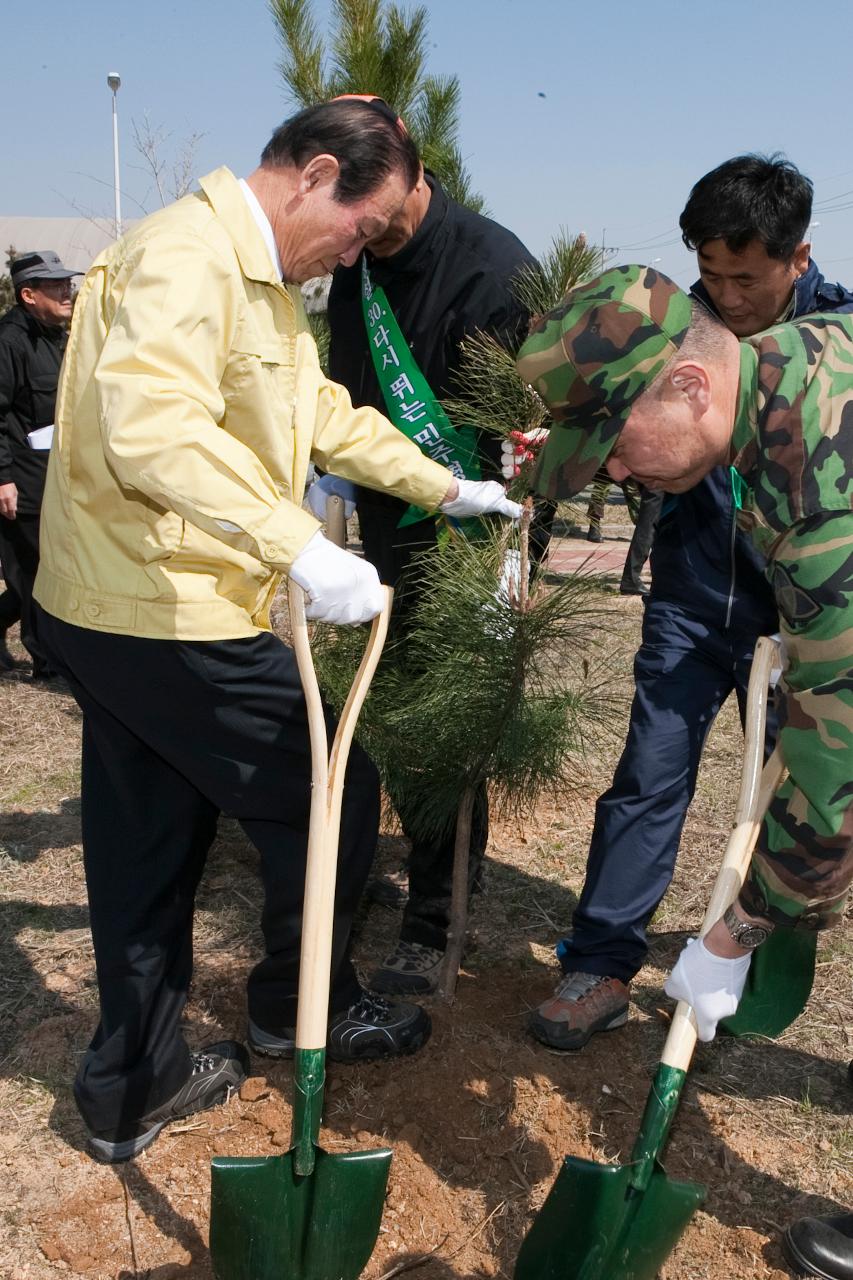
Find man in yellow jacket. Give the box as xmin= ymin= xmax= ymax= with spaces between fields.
xmin=33 ymin=98 xmax=518 ymax=1163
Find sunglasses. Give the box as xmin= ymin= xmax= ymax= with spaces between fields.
xmin=32 ymin=279 xmax=75 ymax=296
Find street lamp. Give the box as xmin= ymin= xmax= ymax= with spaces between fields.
xmin=107 ymin=72 xmax=122 ymax=238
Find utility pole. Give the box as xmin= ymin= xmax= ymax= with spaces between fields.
xmin=107 ymin=72 xmax=123 ymax=238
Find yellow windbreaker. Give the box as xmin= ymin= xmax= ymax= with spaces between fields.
xmin=34 ymin=167 xmax=451 ymax=640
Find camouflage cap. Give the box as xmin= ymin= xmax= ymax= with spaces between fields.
xmin=516 ymin=264 xmax=693 ymax=500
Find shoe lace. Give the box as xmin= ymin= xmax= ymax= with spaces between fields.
xmin=555 ymin=971 xmax=609 ymax=1003
xmin=191 ymin=1051 xmax=218 ymax=1075
xmin=350 ymin=991 xmax=394 ymax=1024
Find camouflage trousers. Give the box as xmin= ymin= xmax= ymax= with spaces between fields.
xmin=586 ymin=466 xmax=642 ymax=529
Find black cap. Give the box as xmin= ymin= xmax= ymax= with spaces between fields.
xmin=10 ymin=250 xmax=82 ymax=288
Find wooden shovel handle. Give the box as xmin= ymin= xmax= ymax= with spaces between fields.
xmin=325 ymin=493 xmax=348 ymax=549
xmin=289 ymin=582 xmax=393 ymax=1051
xmin=661 ymin=634 xmax=788 ymax=1071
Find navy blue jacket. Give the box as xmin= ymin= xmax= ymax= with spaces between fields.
xmin=649 ymin=260 xmax=853 ymax=633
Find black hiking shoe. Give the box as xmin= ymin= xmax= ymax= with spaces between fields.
xmin=87 ymin=1040 xmax=249 ymax=1163
xmin=369 ymin=939 xmax=445 ymax=995
xmin=248 ymin=990 xmax=431 ymax=1063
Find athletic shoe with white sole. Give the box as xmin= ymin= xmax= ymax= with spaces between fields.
xmin=369 ymin=939 xmax=445 ymax=995
xmin=87 ymin=1040 xmax=249 ymax=1163
xmin=249 ymin=990 xmax=431 ymax=1063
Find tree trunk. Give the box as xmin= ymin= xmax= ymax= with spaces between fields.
xmin=438 ymin=783 xmax=477 ymax=1002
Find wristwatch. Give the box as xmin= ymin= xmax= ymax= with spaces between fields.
xmin=722 ymin=903 xmax=774 ymax=949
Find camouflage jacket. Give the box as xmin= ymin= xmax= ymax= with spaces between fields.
xmin=732 ymin=313 xmax=853 ymax=929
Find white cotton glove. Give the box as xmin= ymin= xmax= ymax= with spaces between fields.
xmin=289 ymin=532 xmax=383 ymax=625
xmin=441 ymin=478 xmax=522 ymax=521
xmin=497 ymin=548 xmax=522 ymax=604
xmin=664 ymin=937 xmax=752 ymax=1042
xmin=480 ymin=548 xmax=522 ymax=640
xmin=306 ymin=473 xmax=357 ymax=520
xmin=500 ymin=429 xmax=550 ymax=480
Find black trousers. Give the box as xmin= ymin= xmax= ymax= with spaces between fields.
xmin=358 ymin=497 xmax=489 ymax=949
xmin=0 ymin=584 xmax=21 ymax=630
xmin=37 ymin=609 xmax=379 ymax=1138
xmin=0 ymin=512 xmax=50 ymax=670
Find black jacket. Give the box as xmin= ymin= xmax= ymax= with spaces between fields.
xmin=649 ymin=260 xmax=853 ymax=633
xmin=0 ymin=304 xmax=67 ymax=512
xmin=327 ymin=174 xmax=537 ymax=514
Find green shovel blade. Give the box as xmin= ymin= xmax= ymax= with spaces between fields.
xmin=210 ymin=1144 xmax=392 ymax=1280
xmin=721 ymin=928 xmax=817 ymax=1038
xmin=514 ymin=1156 xmax=705 ymax=1280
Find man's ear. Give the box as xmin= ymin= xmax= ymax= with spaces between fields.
xmin=668 ymin=361 xmax=711 ymax=415
xmin=791 ymin=240 xmax=810 ymax=278
xmin=298 ymin=153 xmax=340 ymax=195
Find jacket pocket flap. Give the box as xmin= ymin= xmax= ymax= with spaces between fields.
xmin=232 ymin=338 xmax=291 ymax=365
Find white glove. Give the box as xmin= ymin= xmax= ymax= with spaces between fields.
xmin=306 ymin=474 xmax=357 ymax=520
xmin=441 ymin=478 xmax=522 ymax=521
xmin=497 ymin=547 xmax=522 ymax=604
xmin=664 ymin=937 xmax=752 ymax=1042
xmin=289 ymin=532 xmax=383 ymax=625
xmin=500 ymin=429 xmax=550 ymax=480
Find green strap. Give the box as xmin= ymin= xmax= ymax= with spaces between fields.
xmin=361 ymin=256 xmax=480 ymax=528
xmin=730 ymin=465 xmax=750 ymax=511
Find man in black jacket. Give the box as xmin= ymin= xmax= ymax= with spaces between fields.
xmin=0 ymin=250 xmax=80 ymax=676
xmin=530 ymin=154 xmax=853 ymax=1052
xmin=324 ymin=148 xmax=536 ymax=994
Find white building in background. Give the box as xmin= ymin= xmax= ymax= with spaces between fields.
xmin=1 ymin=218 xmax=332 ymax=316
xmin=0 ymin=217 xmax=134 ymax=274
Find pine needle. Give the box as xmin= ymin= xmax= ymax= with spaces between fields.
xmin=313 ymin=523 xmax=618 ymax=842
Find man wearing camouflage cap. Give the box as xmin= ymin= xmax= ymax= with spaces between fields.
xmin=518 ymin=261 xmax=853 ymax=1044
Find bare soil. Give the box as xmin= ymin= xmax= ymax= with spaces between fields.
xmin=1 ymin=525 xmax=850 ymax=1279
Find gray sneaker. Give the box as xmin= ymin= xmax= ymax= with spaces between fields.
xmin=369 ymin=939 xmax=445 ymax=995
xmin=87 ymin=1040 xmax=249 ymax=1163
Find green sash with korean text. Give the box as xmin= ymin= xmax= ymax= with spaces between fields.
xmin=361 ymin=257 xmax=480 ymax=527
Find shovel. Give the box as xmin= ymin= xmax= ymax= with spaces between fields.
xmin=722 ymin=641 xmax=819 ymax=1038
xmin=209 ymin=583 xmax=394 ymax=1280
xmin=721 ymin=924 xmax=815 ymax=1037
xmin=515 ymin=634 xmax=786 ymax=1280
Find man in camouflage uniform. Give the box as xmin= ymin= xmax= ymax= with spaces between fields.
xmin=517 ymin=262 xmax=852 ymax=1044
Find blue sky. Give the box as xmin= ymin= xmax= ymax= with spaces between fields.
xmin=4 ymin=0 xmax=853 ymax=287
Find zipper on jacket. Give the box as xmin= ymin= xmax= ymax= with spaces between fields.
xmin=724 ymin=468 xmax=743 ymax=630
xmin=724 ymin=508 xmax=737 ymax=629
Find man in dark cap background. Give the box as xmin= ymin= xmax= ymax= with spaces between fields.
xmin=0 ymin=250 xmax=80 ymax=676
xmin=318 ymin=119 xmax=537 ymax=996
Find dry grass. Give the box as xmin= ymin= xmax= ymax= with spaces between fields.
xmin=0 ymin=526 xmax=850 ymax=1279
